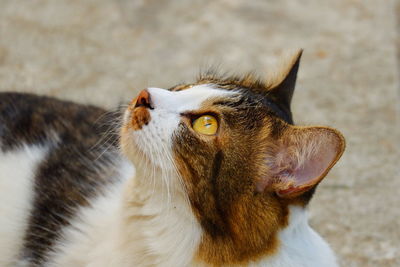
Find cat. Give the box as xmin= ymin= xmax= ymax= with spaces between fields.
xmin=0 ymin=49 xmax=345 ymax=267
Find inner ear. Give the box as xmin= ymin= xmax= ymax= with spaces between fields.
xmin=258 ymin=126 xmax=345 ymax=198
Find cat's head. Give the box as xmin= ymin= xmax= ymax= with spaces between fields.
xmin=120 ymin=50 xmax=345 ymax=265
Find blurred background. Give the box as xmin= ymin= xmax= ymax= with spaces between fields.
xmin=0 ymin=0 xmax=399 ymax=266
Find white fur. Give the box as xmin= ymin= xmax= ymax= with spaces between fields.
xmin=46 ymin=161 xmax=202 ymax=267
xmin=0 ymin=145 xmax=48 ymax=266
xmin=147 ymin=85 xmax=232 ymax=112
xmin=253 ymin=206 xmax=338 ymax=267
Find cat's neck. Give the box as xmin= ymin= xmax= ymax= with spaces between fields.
xmin=119 ymin=172 xmax=338 ymax=267
xmin=118 ymin=170 xmax=203 ymax=266
xmin=48 ymin=167 xmax=337 ymax=267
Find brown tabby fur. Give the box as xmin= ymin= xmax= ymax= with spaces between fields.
xmin=172 ymin=51 xmax=343 ymax=265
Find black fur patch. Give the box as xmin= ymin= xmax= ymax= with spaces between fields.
xmin=0 ymin=93 xmax=122 ymax=265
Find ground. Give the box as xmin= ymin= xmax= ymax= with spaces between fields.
xmin=0 ymin=0 xmax=399 ymax=266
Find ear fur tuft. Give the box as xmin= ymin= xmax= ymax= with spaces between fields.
xmin=266 ymin=49 xmax=303 ymax=89
xmin=266 ymin=49 xmax=303 ymax=112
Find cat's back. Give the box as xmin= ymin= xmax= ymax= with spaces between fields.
xmin=0 ymin=92 xmax=116 ymax=149
xmin=0 ymin=92 xmax=121 ymax=266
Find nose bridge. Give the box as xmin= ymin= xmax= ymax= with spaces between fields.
xmin=146 ymin=85 xmax=229 ymax=112
xmin=147 ymin=87 xmax=195 ymax=112
xmin=147 ymin=87 xmax=177 ymax=110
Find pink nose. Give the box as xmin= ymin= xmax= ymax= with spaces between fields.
xmin=134 ymin=89 xmax=153 ymax=109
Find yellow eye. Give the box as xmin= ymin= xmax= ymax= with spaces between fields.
xmin=192 ymin=115 xmax=218 ymax=135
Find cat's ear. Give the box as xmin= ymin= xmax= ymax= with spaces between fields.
xmin=266 ymin=49 xmax=303 ymax=111
xmin=257 ymin=125 xmax=345 ymax=198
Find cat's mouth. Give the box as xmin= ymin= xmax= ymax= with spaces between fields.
xmin=126 ymin=89 xmax=154 ymax=130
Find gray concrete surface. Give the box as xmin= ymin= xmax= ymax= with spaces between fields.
xmin=0 ymin=0 xmax=399 ymax=266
